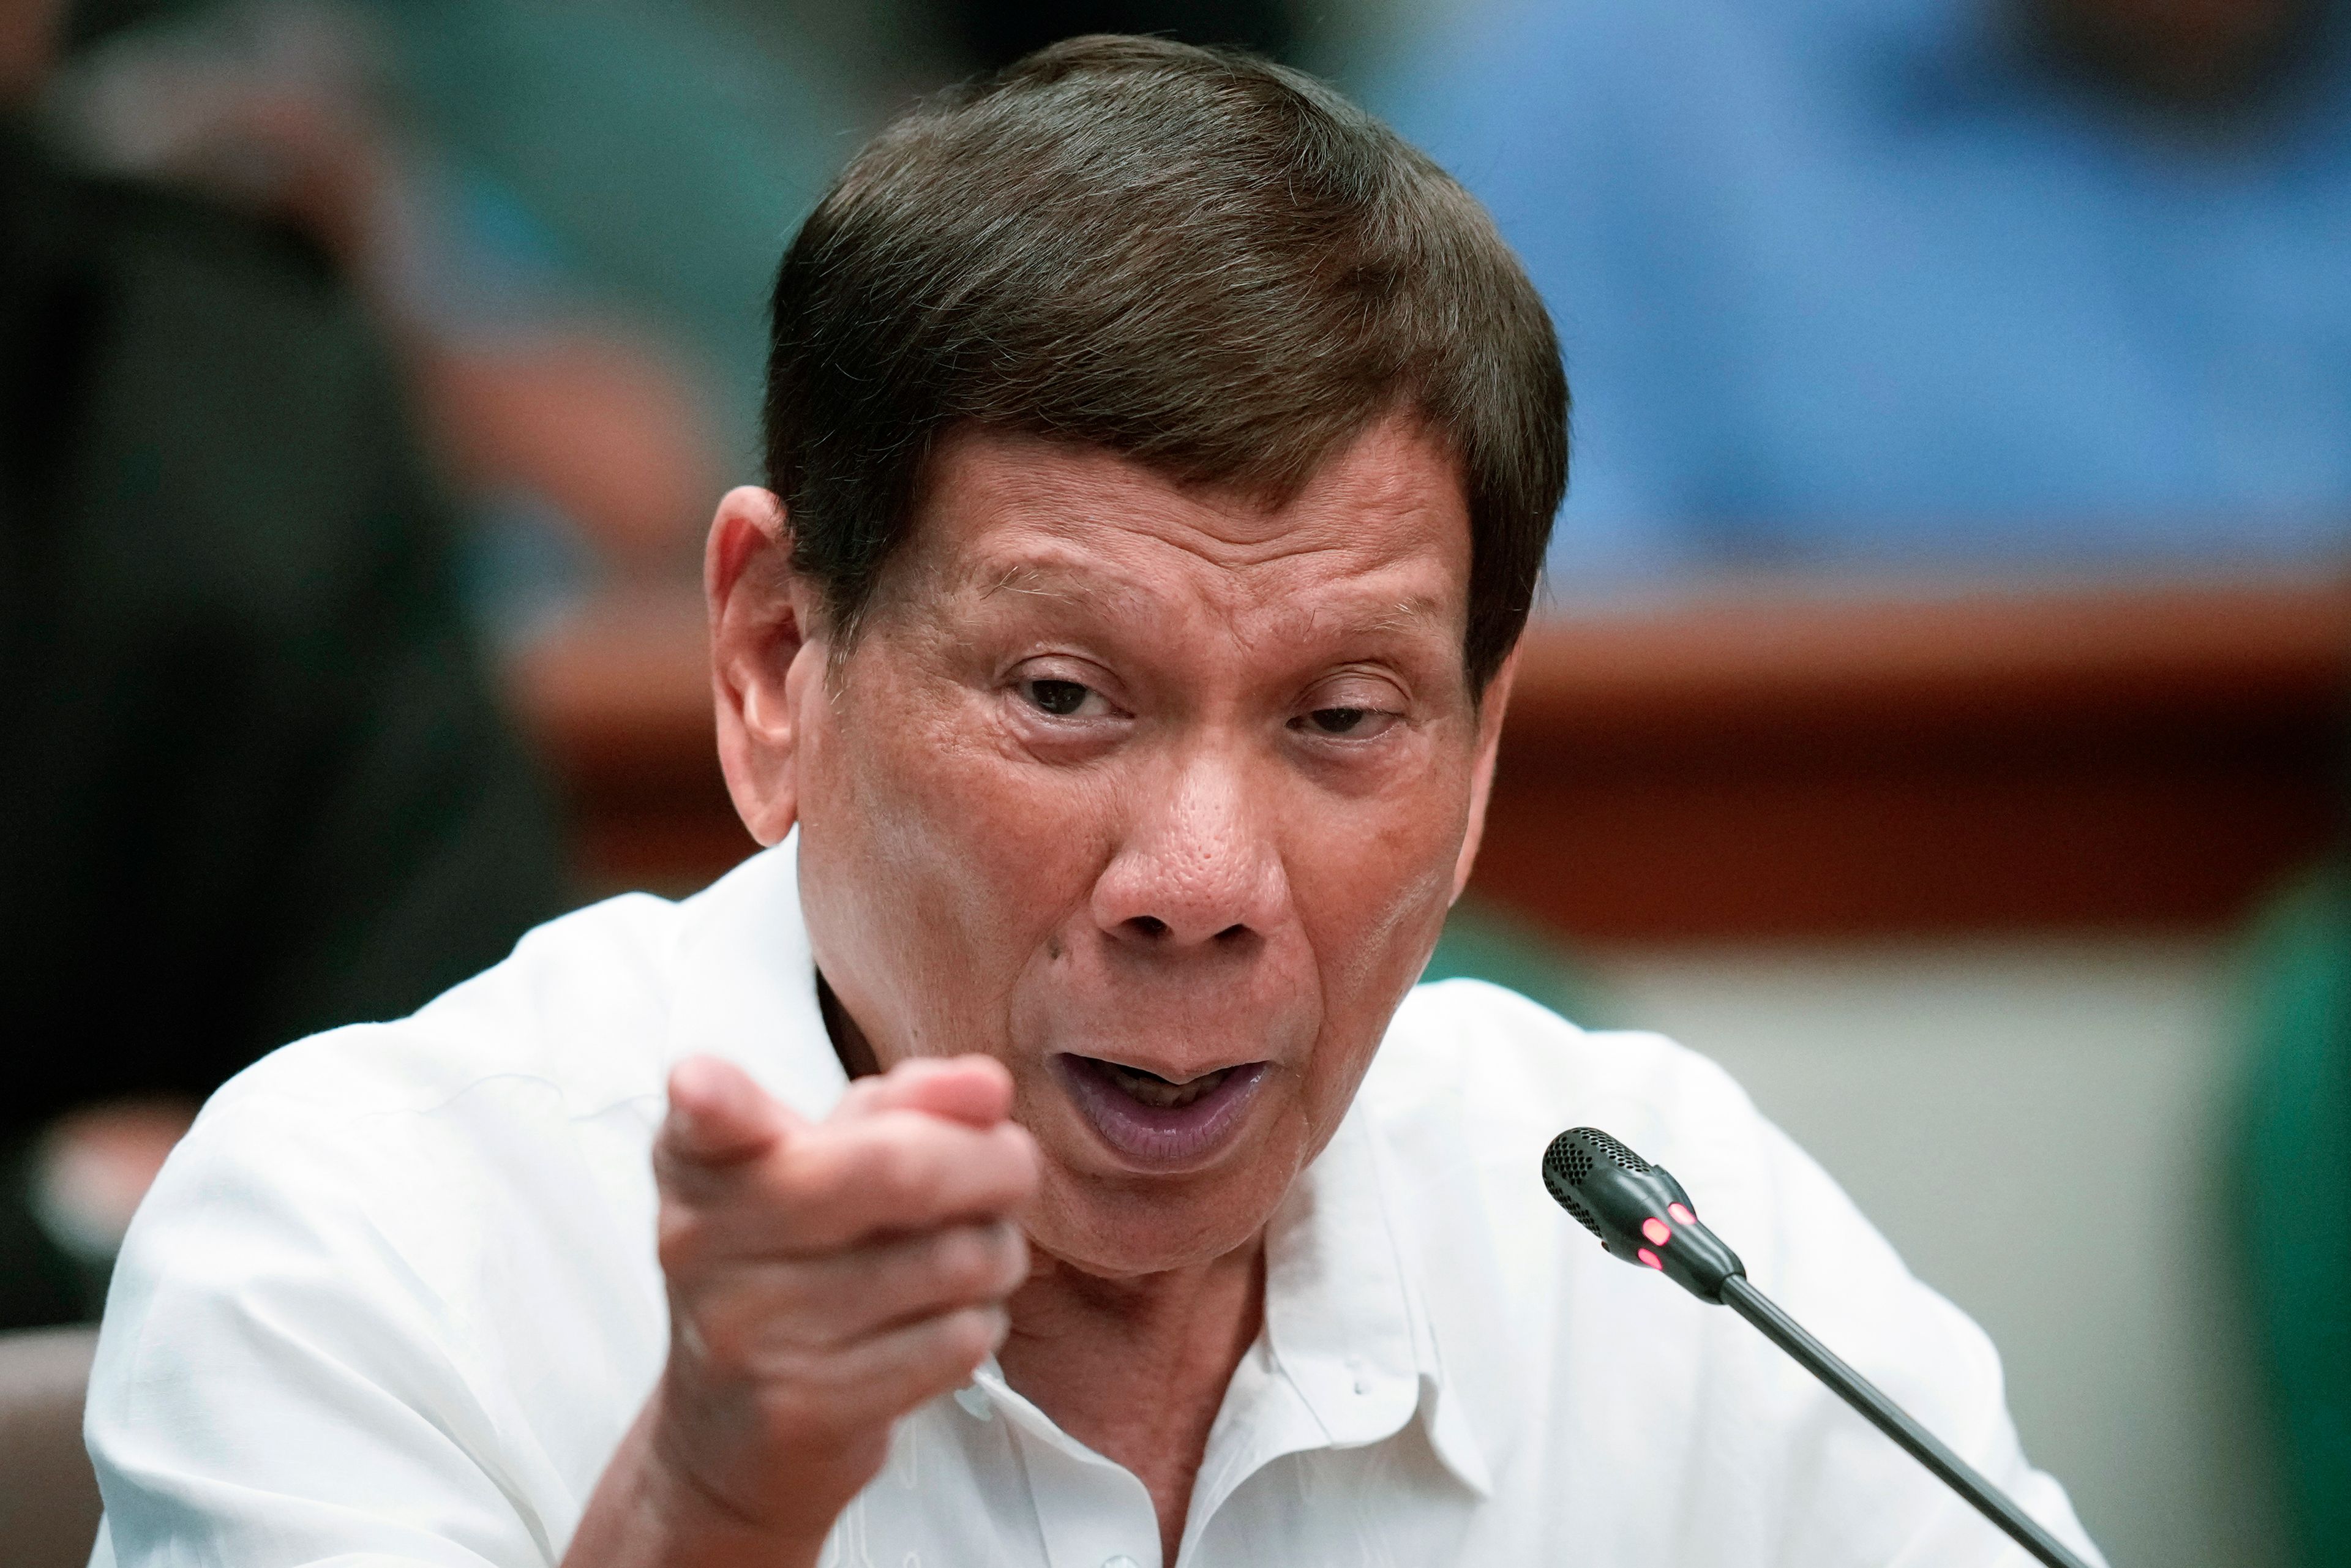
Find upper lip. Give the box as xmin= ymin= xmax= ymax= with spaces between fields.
xmin=1060 ymin=1051 xmax=1265 ymax=1084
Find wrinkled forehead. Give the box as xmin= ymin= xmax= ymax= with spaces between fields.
xmin=880 ymin=419 xmax=1475 ymax=643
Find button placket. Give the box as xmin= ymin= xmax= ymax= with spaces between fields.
xmin=978 ymin=1375 xmax=1161 ymax=1568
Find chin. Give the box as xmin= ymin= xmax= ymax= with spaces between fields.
xmin=1026 ymin=1154 xmax=1297 ymax=1279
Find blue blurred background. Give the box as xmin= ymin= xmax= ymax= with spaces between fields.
xmin=31 ymin=0 xmax=2349 ymax=617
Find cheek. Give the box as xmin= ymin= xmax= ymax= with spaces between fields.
xmin=1295 ymin=759 xmax=1472 ymax=993
xmin=798 ymin=678 xmax=1114 ymax=1054
xmin=1286 ymin=770 xmax=1469 ymax=1094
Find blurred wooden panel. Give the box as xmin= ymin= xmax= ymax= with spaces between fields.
xmin=506 ymin=585 xmax=748 ymax=898
xmin=1487 ymin=578 xmax=2350 ymax=942
xmin=510 ymin=576 xmax=2351 ymax=940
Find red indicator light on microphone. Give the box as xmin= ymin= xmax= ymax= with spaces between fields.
xmin=1637 ymin=1247 xmax=1663 ymax=1270
xmin=1641 ymin=1217 xmax=1671 ymax=1247
xmin=1668 ymin=1202 xmax=1696 ymax=1226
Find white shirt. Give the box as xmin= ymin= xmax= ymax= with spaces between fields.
xmin=86 ymin=836 xmax=2102 ymax=1568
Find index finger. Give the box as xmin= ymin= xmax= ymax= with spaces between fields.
xmin=833 ymin=1055 xmax=1014 ymax=1130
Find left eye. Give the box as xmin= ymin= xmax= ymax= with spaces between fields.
xmin=1024 ymin=678 xmax=1093 ymax=716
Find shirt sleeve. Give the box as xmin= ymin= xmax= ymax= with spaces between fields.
xmin=83 ymin=1045 xmax=628 ymax=1568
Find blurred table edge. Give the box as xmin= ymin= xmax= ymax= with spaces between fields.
xmin=507 ymin=572 xmax=2351 ymax=945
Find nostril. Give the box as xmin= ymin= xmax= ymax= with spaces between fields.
xmin=1128 ymin=915 xmax=1168 ymax=938
xmin=1214 ymin=923 xmax=1247 ymax=942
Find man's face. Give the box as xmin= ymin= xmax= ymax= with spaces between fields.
xmin=740 ymin=416 xmax=1504 ymax=1278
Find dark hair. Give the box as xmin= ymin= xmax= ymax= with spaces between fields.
xmin=762 ymin=35 xmax=1567 ymax=694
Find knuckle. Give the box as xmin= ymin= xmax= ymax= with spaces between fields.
xmin=939 ymin=1305 xmax=1006 ymax=1369
xmin=995 ymin=1223 xmax=1031 ymax=1288
xmin=893 ymin=1135 xmax=945 ymax=1206
xmin=779 ymin=1144 xmax=858 ymax=1239
xmin=656 ymin=1206 xmax=714 ymax=1278
xmin=757 ymin=1378 xmax=853 ymax=1446
xmin=680 ymin=1300 xmax=757 ymax=1378
xmin=869 ymin=1132 xmax=939 ymax=1214
xmin=992 ymin=1127 xmax=1043 ymax=1195
xmin=933 ymin=1228 xmax=994 ymax=1297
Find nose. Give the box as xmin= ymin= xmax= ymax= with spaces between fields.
xmin=1089 ymin=743 xmax=1291 ymax=950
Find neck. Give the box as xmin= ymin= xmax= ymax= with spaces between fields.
xmin=999 ymin=1240 xmax=1266 ymax=1567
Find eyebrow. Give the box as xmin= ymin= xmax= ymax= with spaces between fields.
xmin=977 ymin=561 xmax=1090 ymax=604
xmin=1341 ymin=596 xmax=1452 ymax=637
xmin=970 ymin=557 xmax=1456 ymax=645
xmin=969 ymin=558 xmax=1162 ymax=625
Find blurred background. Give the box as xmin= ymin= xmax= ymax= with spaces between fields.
xmin=1 ymin=2 xmax=2345 ymax=1566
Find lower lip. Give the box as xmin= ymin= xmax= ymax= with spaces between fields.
xmin=1053 ymin=1057 xmax=1270 ymax=1171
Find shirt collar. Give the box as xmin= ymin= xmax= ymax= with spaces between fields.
xmin=663 ymin=831 xmax=849 ymax=1120
xmin=664 ymin=841 xmax=1502 ymax=1495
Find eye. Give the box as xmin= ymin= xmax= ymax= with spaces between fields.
xmin=1023 ymin=678 xmax=1095 ymax=716
xmin=1291 ymin=702 xmax=1398 ymax=740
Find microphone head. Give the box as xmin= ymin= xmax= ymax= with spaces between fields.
xmin=1542 ymin=1127 xmax=1745 ymax=1303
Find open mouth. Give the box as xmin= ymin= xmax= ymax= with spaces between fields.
xmin=1095 ymin=1060 xmax=1237 ymax=1109
xmin=1054 ymin=1054 xmax=1270 ymax=1169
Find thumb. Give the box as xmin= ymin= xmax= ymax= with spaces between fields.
xmin=661 ymin=1054 xmax=800 ymax=1168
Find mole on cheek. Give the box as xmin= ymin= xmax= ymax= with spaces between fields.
xmin=1046 ymin=935 xmax=1063 ymax=959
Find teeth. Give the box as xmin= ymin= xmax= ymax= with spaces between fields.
xmin=1101 ymin=1062 xmax=1231 ymax=1109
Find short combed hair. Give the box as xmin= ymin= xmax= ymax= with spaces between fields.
xmin=762 ymin=35 xmax=1567 ymax=694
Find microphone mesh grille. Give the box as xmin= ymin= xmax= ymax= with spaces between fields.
xmin=1584 ymin=1130 xmax=1650 ymax=1173
xmin=1541 ymin=1134 xmax=1605 ymax=1240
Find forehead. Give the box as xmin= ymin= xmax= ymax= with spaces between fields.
xmin=888 ymin=417 xmax=1473 ymax=634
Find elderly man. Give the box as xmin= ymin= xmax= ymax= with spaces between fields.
xmin=86 ymin=37 xmax=2102 ymax=1568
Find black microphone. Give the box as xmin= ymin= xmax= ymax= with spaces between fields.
xmin=1542 ymin=1127 xmax=2093 ymax=1568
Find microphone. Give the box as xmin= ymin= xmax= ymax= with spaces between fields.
xmin=1541 ymin=1127 xmax=2093 ymax=1568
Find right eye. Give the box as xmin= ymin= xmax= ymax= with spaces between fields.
xmin=1023 ymin=678 xmax=1094 ymax=716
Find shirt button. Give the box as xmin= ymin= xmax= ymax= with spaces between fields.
xmin=1353 ymin=1378 xmax=1370 ymax=1395
xmin=1102 ymin=1556 xmax=1141 ymax=1568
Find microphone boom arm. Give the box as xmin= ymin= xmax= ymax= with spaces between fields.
xmin=1717 ymin=1274 xmax=2090 ymax=1568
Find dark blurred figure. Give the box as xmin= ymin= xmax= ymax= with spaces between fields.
xmin=0 ymin=0 xmax=568 ymax=1328
xmin=2035 ymin=0 xmax=2317 ymax=105
xmin=46 ymin=0 xmax=784 ymax=633
xmin=930 ymin=0 xmax=1298 ymax=73
xmin=1373 ymin=0 xmax=2351 ymax=594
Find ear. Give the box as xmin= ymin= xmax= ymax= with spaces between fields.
xmin=1451 ymin=645 xmax=1520 ymax=903
xmin=707 ymin=486 xmax=823 ymax=847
